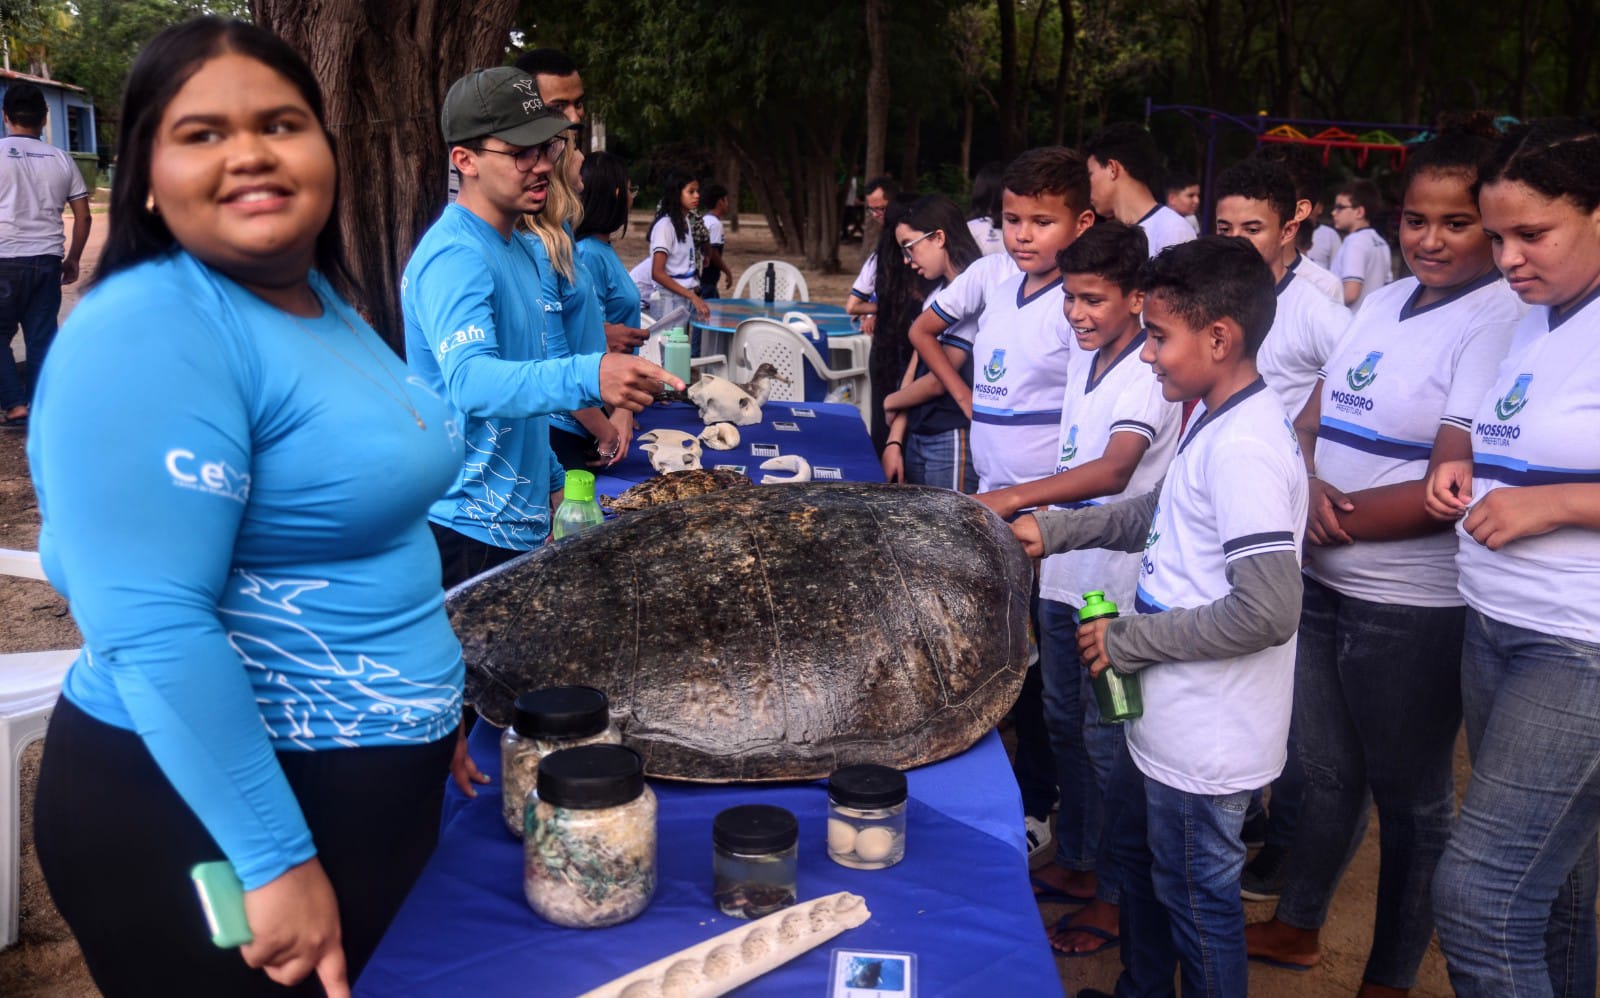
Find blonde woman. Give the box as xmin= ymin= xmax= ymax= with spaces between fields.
xmin=524 ymin=143 xmax=634 ymax=469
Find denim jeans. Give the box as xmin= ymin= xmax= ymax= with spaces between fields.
xmin=904 ymin=427 xmax=977 ymax=493
xmin=0 ymin=254 xmax=63 ymax=409
xmin=1103 ymin=740 xmax=1251 ymax=998
xmin=1274 ymin=577 xmax=1463 ymax=988
xmin=1012 ymin=585 xmax=1056 ymax=821
xmin=1433 ymin=609 xmax=1600 ymax=998
xmin=1039 ymin=597 xmax=1125 ymax=902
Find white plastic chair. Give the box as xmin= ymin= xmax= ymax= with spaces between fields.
xmin=0 ymin=548 xmax=73 ymax=949
xmin=729 ymin=317 xmax=871 ymax=425
xmin=732 ymin=261 xmax=810 ymax=302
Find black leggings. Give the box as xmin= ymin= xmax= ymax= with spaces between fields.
xmin=34 ymin=697 xmax=454 ymax=996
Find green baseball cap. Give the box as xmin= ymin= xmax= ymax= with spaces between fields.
xmin=441 ymin=67 xmax=574 ymax=148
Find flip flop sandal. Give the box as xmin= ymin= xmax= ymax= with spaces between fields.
xmin=1050 ymin=917 xmax=1119 ymax=958
xmin=1247 ymin=953 xmax=1317 ymax=972
xmin=1030 ymin=875 xmax=1094 ymax=905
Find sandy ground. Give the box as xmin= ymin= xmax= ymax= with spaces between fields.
xmin=0 ymin=207 xmax=1464 ymax=996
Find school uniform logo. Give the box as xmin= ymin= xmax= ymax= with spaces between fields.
xmin=1495 ymin=373 xmax=1532 ymax=420
xmin=983 ymin=349 xmax=1007 ymax=383
xmin=1346 ymin=350 xmax=1382 ymax=391
xmin=1059 ymin=424 xmax=1079 ymax=463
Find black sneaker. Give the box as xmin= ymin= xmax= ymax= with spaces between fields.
xmin=1241 ymin=811 xmax=1268 ymax=849
xmin=1240 ymin=843 xmax=1288 ymax=901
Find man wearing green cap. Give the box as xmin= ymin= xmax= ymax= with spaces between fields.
xmin=404 ymin=67 xmax=681 ymax=587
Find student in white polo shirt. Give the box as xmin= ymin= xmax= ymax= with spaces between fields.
xmin=1332 ymin=179 xmax=1393 ymax=311
xmin=909 ymin=146 xmax=1095 ymax=862
xmin=1014 ymin=237 xmax=1307 ymax=998
xmin=1215 ymin=159 xmax=1353 ymax=420
xmin=845 ymin=176 xmax=900 ymax=333
xmin=647 ymin=171 xmax=708 ymax=320
xmin=981 ymin=222 xmax=1180 ymax=958
xmin=1424 ymin=118 xmax=1600 ymax=998
xmin=1085 ymin=122 xmax=1196 ymax=257
xmin=1245 ymin=122 xmax=1523 ymax=993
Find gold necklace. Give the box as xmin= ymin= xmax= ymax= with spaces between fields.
xmin=289 ymin=297 xmax=427 ymax=430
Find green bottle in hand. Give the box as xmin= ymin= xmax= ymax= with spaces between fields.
xmin=1080 ymin=591 xmax=1143 ymax=722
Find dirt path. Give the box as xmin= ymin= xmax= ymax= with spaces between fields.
xmin=0 ymin=209 xmax=1462 ymax=997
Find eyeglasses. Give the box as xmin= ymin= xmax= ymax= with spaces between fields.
xmin=1332 ymin=202 xmax=1354 ymax=212
xmin=628 ymin=184 xmax=640 ymax=198
xmin=899 ymin=231 xmax=937 ymax=259
xmin=477 ymin=134 xmax=567 ymax=171
xmin=867 ymin=203 xmax=887 ymax=218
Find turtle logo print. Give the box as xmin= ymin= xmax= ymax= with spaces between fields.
xmin=1496 ymin=373 xmax=1532 ymax=421
xmin=983 ymin=349 xmax=1007 ymax=384
xmin=1346 ymin=350 xmax=1382 ymax=391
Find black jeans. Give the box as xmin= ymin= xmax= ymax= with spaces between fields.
xmin=0 ymin=253 xmax=62 ymax=409
xmin=430 ymin=521 xmax=526 ymax=590
xmin=34 ymin=698 xmax=454 ymax=996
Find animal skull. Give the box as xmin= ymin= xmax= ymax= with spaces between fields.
xmin=637 ymin=429 xmax=703 ymax=474
xmin=759 ymin=454 xmax=812 ymax=484
xmin=698 ymin=423 xmax=741 ymax=450
xmin=688 ymin=374 xmax=762 ymax=426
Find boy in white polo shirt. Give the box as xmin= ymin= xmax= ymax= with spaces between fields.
xmin=1085 ymin=123 xmax=1196 ymax=257
xmin=1013 ymin=237 xmax=1307 ymax=997
xmin=981 ymin=222 xmax=1181 ymax=957
xmin=1332 ymin=179 xmax=1393 ymax=311
xmin=909 ymin=146 xmax=1096 ymax=858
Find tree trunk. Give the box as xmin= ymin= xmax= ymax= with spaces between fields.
xmin=1274 ymin=0 xmax=1297 ymax=116
xmin=862 ymin=0 xmax=890 ymax=265
xmin=901 ymin=108 xmax=920 ymax=193
xmin=996 ymin=0 xmax=1021 ymax=157
xmin=1565 ymin=0 xmax=1600 ymax=114
xmin=960 ymin=88 xmax=973 ymax=179
xmin=716 ymin=133 xmax=741 ymax=233
xmin=1050 ymin=0 xmax=1073 ymax=145
xmin=252 ymin=0 xmax=516 ymax=355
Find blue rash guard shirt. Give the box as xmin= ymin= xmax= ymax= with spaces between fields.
xmin=532 ymin=226 xmax=608 ymax=438
xmin=28 ymin=252 xmax=466 ymax=890
xmin=403 ymin=204 xmax=603 ymax=549
xmin=576 ymin=235 xmax=643 ymax=329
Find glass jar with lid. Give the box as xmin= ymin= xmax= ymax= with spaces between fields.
xmin=712 ymin=804 xmax=799 ymax=919
xmin=524 ymin=744 xmax=657 ymax=928
xmin=500 ymin=685 xmax=621 ymax=837
xmin=827 ymin=764 xmax=907 ymax=870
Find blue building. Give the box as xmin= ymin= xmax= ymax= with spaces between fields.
xmin=0 ymin=69 xmax=97 ymax=188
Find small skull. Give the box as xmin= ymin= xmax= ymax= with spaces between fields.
xmin=688 ymin=374 xmax=762 ymax=426
xmin=637 ymin=429 xmax=703 ymax=474
xmin=698 ymin=423 xmax=741 ymax=450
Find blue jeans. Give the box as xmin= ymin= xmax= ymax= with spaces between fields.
xmin=1012 ymin=585 xmax=1056 ymax=821
xmin=1433 ymin=609 xmax=1600 ymax=998
xmin=1039 ymin=597 xmax=1125 ymax=902
xmin=0 ymin=254 xmax=63 ymax=409
xmin=1103 ymin=740 xmax=1251 ymax=998
xmin=1275 ymin=577 xmax=1463 ymax=988
xmin=904 ymin=427 xmax=977 ymax=493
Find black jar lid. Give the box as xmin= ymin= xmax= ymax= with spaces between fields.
xmin=512 ymin=685 xmax=610 ymax=739
xmin=536 ymin=745 xmax=645 ymax=809
xmin=829 ymin=764 xmax=907 ymax=808
xmin=713 ymin=804 xmax=799 ymax=853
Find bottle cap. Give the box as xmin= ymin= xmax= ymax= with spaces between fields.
xmin=513 ymin=685 xmax=610 ymax=739
xmin=564 ymin=469 xmax=596 ymax=503
xmin=536 ymin=744 xmax=645 ymax=810
xmin=665 ymin=328 xmax=689 ymax=343
xmin=1079 ymin=590 xmax=1119 ymax=623
xmin=713 ymin=804 xmax=798 ymax=853
xmin=828 ymin=764 xmax=907 ymax=809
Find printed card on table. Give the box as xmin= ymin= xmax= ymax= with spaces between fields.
xmin=713 ymin=464 xmax=747 ymax=474
xmin=830 ymin=949 xmax=916 ymax=998
xmin=750 ymin=443 xmax=781 ymax=458
xmin=789 ymin=407 xmax=816 ymax=418
xmin=772 ymin=421 xmax=801 ymax=432
xmin=813 ymin=467 xmax=842 ymax=480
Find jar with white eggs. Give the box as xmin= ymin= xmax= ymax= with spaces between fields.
xmin=500 ymin=685 xmax=621 ymax=837
xmin=826 ymin=764 xmax=907 ymax=870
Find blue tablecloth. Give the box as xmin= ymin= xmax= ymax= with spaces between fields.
xmin=596 ymin=400 xmax=884 ymax=500
xmin=358 ymin=726 xmax=1057 ymax=997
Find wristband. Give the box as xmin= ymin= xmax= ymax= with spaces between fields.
xmin=884 ymin=440 xmax=904 ymax=449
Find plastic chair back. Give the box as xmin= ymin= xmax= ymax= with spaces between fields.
xmin=733 ymin=261 xmax=810 ymax=302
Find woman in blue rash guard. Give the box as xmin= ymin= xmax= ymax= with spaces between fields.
xmin=28 ymin=18 xmax=466 ymax=996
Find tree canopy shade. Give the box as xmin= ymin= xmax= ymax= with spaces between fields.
xmin=252 ymin=0 xmax=518 ymax=352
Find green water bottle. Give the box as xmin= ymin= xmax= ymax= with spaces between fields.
xmin=552 ymin=470 xmax=606 ymax=540
xmin=1080 ymin=590 xmax=1143 ymax=722
xmin=661 ymin=327 xmax=692 ymax=386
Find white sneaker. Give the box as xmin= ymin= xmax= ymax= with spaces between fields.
xmin=1025 ymin=814 xmax=1054 ymax=868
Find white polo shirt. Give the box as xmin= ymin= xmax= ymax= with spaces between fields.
xmin=850 ymin=252 xmax=878 ymax=303
xmin=1308 ymin=224 xmax=1341 ymax=271
xmin=1458 ymin=288 xmax=1600 ymax=643
xmin=1257 ymin=269 xmax=1353 ymax=418
xmin=1334 ymin=227 xmax=1392 ymax=312
xmin=1039 ymin=331 xmax=1181 ymax=608
xmin=1138 ymin=204 xmax=1197 ymax=257
xmin=1310 ymin=273 xmax=1523 ymax=605
xmin=1130 ymin=380 xmax=1307 ymax=795
xmin=0 ymin=135 xmax=88 ymax=258
xmin=937 ymin=269 xmax=1074 ymax=492
xmin=1288 ymin=252 xmax=1346 ymax=307
xmin=967 ymin=217 xmax=1006 ymax=256
xmin=648 ymin=216 xmax=697 ymax=282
